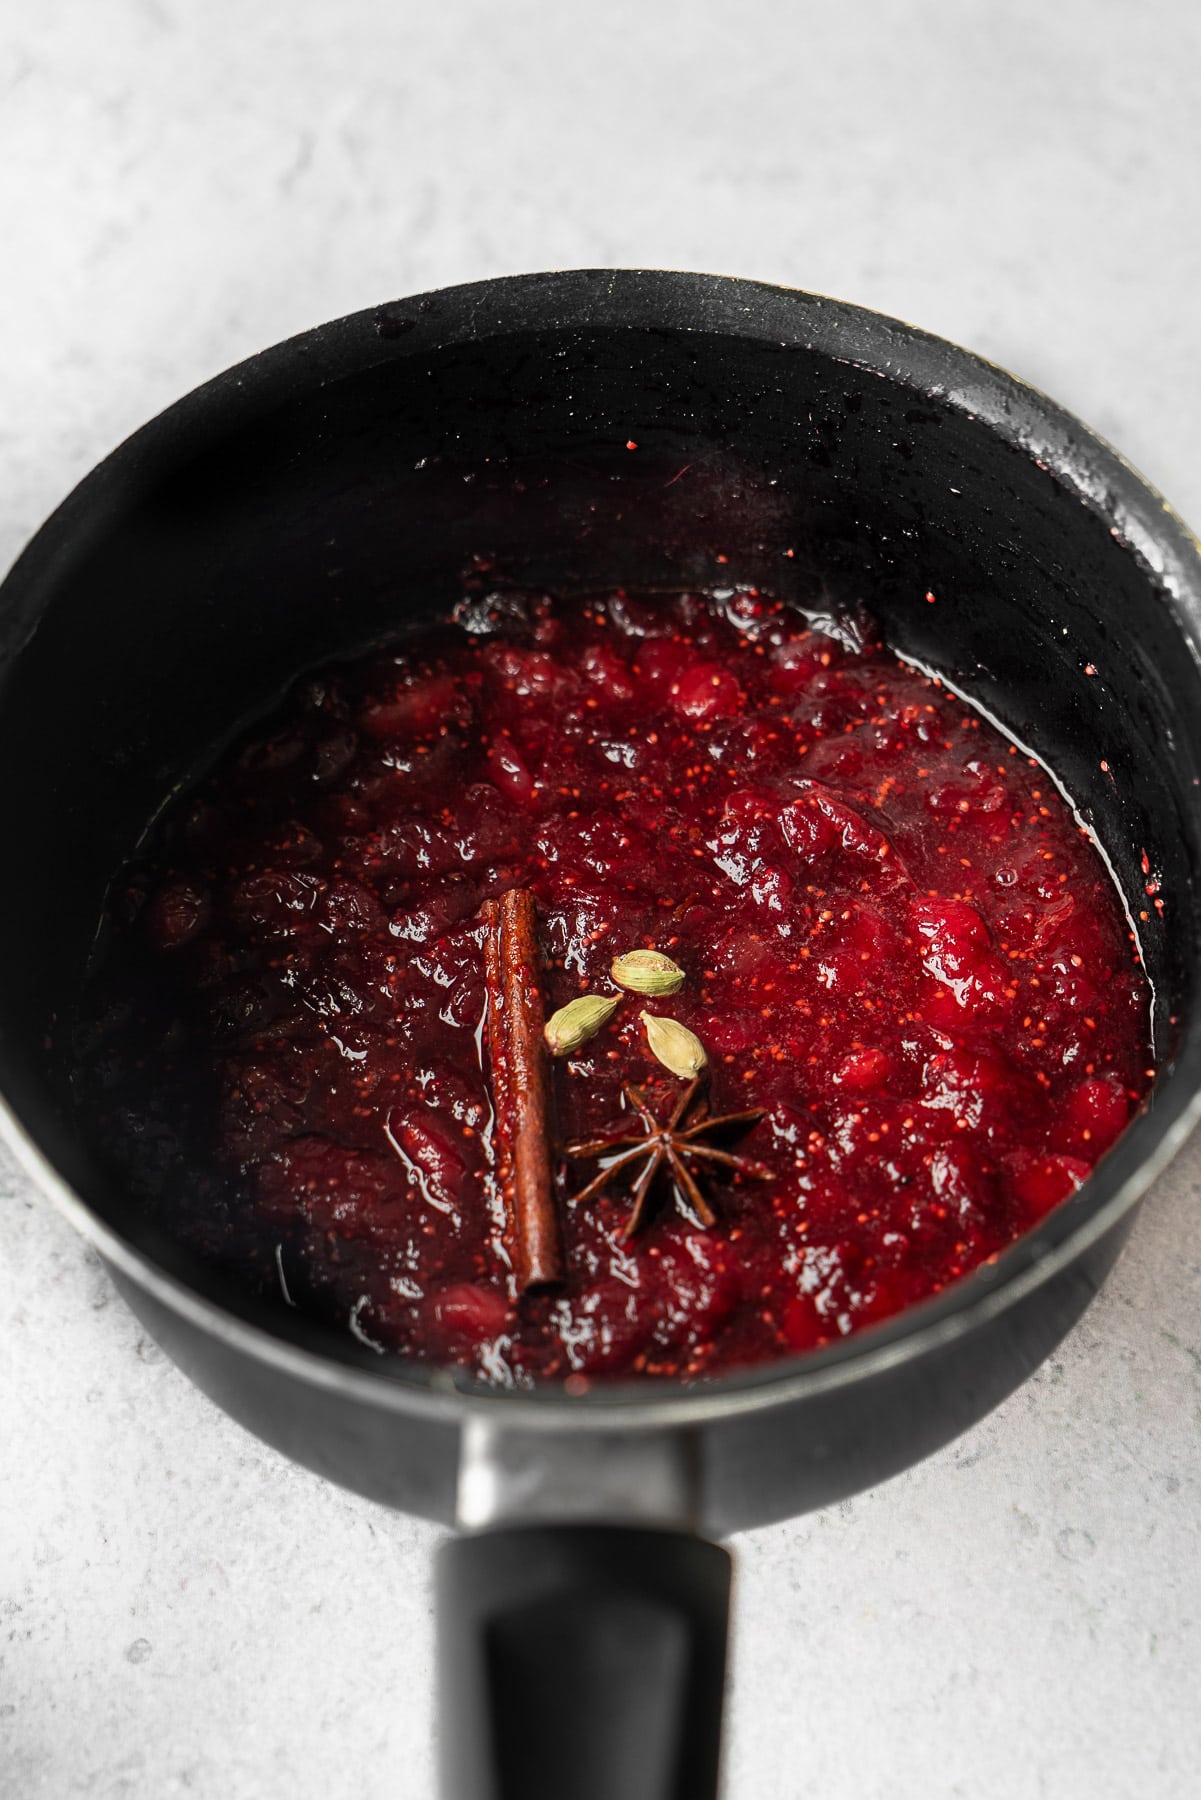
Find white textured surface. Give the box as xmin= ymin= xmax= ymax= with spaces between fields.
xmin=2 ymin=2 xmax=1200 ymax=1795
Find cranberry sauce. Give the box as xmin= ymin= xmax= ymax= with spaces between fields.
xmin=73 ymin=589 xmax=1152 ymax=1386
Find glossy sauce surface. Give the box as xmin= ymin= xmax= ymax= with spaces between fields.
xmin=74 ymin=589 xmax=1152 ymax=1385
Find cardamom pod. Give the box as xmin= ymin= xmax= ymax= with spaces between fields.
xmin=543 ymin=992 xmax=620 ymax=1056
xmin=640 ymin=1010 xmax=707 ymax=1078
xmin=610 ymin=948 xmax=685 ymax=996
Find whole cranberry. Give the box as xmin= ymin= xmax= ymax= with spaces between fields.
xmin=672 ymin=662 xmax=744 ymax=723
xmin=143 ymin=879 xmax=210 ymax=951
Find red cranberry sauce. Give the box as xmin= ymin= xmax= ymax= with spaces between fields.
xmin=74 ymin=589 xmax=1151 ymax=1385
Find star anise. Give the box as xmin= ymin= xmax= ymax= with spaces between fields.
xmin=565 ymin=1077 xmax=768 ymax=1241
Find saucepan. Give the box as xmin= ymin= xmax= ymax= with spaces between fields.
xmin=1 ymin=271 xmax=1199 ymax=1799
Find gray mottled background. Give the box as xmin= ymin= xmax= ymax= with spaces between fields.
xmin=1 ymin=2 xmax=1199 ymax=1796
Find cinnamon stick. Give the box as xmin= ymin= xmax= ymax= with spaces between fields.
xmin=481 ymin=888 xmax=565 ymax=1292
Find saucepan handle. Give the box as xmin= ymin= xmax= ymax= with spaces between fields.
xmin=436 ymin=1523 xmax=731 ymax=1800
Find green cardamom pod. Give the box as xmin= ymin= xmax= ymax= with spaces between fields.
xmin=640 ymin=1010 xmax=707 ymax=1078
xmin=610 ymin=948 xmax=686 ymax=996
xmin=543 ymin=992 xmax=620 ymax=1056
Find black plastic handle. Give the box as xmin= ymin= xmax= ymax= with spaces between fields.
xmin=436 ymin=1523 xmax=732 ymax=1800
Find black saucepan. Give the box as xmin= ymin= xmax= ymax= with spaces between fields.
xmin=2 ymin=272 xmax=1200 ymax=1800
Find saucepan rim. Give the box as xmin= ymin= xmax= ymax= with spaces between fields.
xmin=2 ymin=268 xmax=1200 ymax=1433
